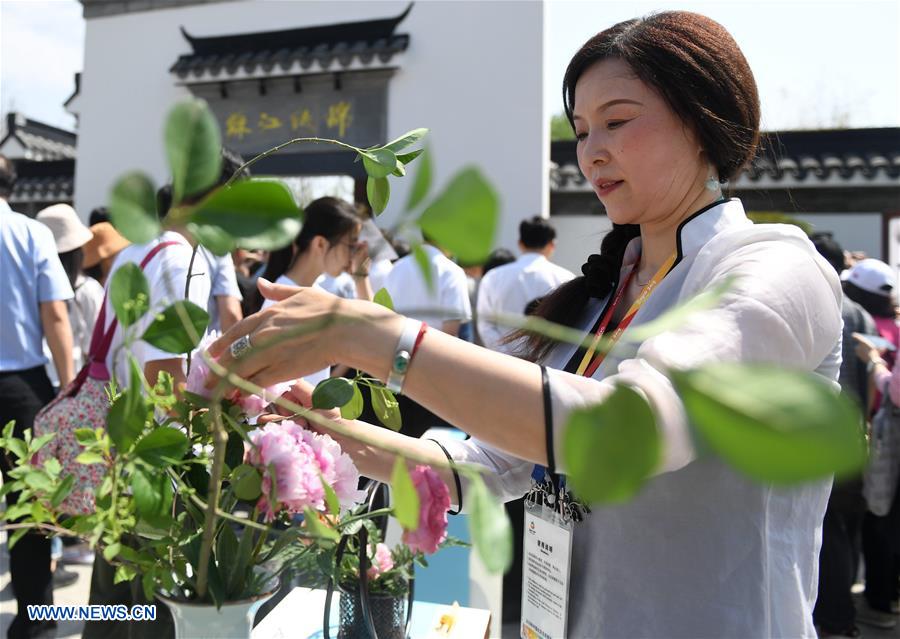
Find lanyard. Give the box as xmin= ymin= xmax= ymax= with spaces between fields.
xmin=575 ymin=252 xmax=676 ymax=378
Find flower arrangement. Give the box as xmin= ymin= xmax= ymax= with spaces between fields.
xmin=0 ymin=95 xmax=869 ymax=635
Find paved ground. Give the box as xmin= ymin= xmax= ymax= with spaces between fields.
xmin=2 ymin=532 xmax=899 ymax=638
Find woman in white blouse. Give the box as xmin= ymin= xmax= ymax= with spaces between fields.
xmin=211 ymin=11 xmax=841 ymax=637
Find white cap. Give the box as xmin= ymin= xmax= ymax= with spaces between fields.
xmin=36 ymin=204 xmax=93 ymax=253
xmin=846 ymin=258 xmax=895 ymax=297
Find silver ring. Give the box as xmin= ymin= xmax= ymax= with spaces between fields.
xmin=230 ymin=334 xmax=253 ymax=360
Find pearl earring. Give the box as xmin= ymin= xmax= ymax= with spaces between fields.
xmin=705 ymin=176 xmax=720 ymax=191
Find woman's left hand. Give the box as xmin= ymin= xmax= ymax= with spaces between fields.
xmin=207 ymin=278 xmax=399 ymax=390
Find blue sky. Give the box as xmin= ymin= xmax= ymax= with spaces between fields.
xmin=2 ymin=0 xmax=898 ymax=133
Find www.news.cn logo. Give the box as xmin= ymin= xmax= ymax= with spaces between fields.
xmin=27 ymin=605 xmax=157 ymax=622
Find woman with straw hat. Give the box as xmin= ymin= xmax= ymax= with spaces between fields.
xmin=37 ymin=204 xmax=105 ymax=378
xmin=82 ymin=221 xmax=130 ymax=286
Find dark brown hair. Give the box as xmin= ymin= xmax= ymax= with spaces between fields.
xmin=249 ymin=197 xmax=361 ymax=313
xmin=518 ymin=11 xmax=761 ymax=362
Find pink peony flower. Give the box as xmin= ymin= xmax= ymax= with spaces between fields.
xmin=245 ymin=420 xmax=325 ymax=521
xmin=296 ymin=427 xmax=366 ymax=508
xmin=244 ymin=419 xmax=365 ymax=521
xmin=233 ymin=380 xmax=294 ymax=419
xmin=401 ymin=465 xmax=450 ymax=555
xmin=366 ymin=543 xmax=394 ymax=581
xmin=185 ymin=335 xmax=219 ymax=399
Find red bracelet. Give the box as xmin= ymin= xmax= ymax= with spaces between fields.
xmin=411 ymin=322 xmax=428 ymax=359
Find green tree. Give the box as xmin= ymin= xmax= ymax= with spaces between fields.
xmin=550 ymin=112 xmax=575 ymax=141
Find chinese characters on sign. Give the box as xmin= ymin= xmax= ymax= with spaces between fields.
xmin=224 ymin=101 xmax=354 ymax=141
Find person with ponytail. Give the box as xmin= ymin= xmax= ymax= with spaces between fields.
xmin=211 ymin=12 xmax=842 ymax=636
xmin=252 ymin=196 xmax=368 ymax=314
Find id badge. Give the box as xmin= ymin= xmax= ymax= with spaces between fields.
xmin=520 ymin=498 xmax=573 ymax=639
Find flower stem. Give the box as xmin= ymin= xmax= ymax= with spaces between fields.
xmin=225 ymin=138 xmax=361 ymax=187
xmin=195 ymin=402 xmax=227 ymax=600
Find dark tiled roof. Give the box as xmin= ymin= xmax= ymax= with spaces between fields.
xmin=170 ymin=4 xmax=412 ymax=79
xmin=9 ymin=159 xmax=75 ymax=204
xmin=551 ymin=128 xmax=900 ymax=191
xmin=0 ymin=113 xmax=77 ymax=161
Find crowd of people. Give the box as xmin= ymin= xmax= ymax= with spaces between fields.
xmin=1 ymin=9 xmax=898 ymax=639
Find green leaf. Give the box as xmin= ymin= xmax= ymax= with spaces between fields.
xmin=302 ymin=507 xmax=339 ymax=543
xmin=216 ymin=522 xmax=240 ymax=592
xmin=4 ymin=502 xmax=33 ymax=522
xmin=32 ymin=432 xmax=55 ymax=453
xmin=109 ymin=172 xmax=161 ymax=243
xmin=186 ymin=222 xmax=234 ymax=257
xmin=405 ymin=147 xmax=432 ymax=211
xmin=229 ymin=525 xmax=256 ymax=596
xmin=74 ymin=428 xmax=98 ymax=445
xmin=371 ymin=385 xmax=402 ymax=431
xmin=417 ymin=167 xmax=498 ymax=265
xmin=133 ymin=428 xmax=190 ymax=466
xmin=562 ymin=385 xmax=661 ymax=503
xmin=131 ymin=467 xmax=173 ymax=518
xmin=43 ymin=457 xmax=61 ymax=477
xmin=75 ymin=451 xmax=105 ymax=465
xmin=383 ymin=128 xmax=428 ymax=153
xmin=231 ymin=464 xmax=262 ymax=501
xmin=23 ymin=471 xmax=53 ymax=492
xmin=165 ymin=98 xmax=223 ymax=204
xmin=141 ymin=570 xmax=157 ymax=603
xmin=5 ymin=437 xmax=27 ymax=460
xmin=361 ymin=148 xmax=398 ymax=179
xmin=109 ymin=263 xmax=151 ymax=327
xmin=366 ymin=176 xmax=390 ymax=216
xmin=114 ymin=564 xmax=137 ymax=585
xmin=339 ymin=383 xmax=364 ymax=421
xmin=8 ymin=527 xmax=29 ymax=550
xmin=322 ymin=476 xmax=340 ymax=516
xmin=103 ymin=542 xmax=122 ymax=562
xmin=188 ymin=180 xmax=302 ymax=251
xmin=390 ymin=457 xmax=419 ymax=530
xmin=107 ymin=387 xmax=147 ymax=450
xmin=625 ymin=276 xmax=736 ymax=343
xmin=397 ymin=149 xmax=424 ymax=166
xmin=141 ymin=301 xmax=209 ymax=354
xmin=50 ymin=474 xmax=75 ymax=508
xmin=672 ymin=363 xmax=867 ymax=483
xmin=468 ymin=473 xmax=512 ymax=574
xmin=224 ymin=431 xmax=245 ymax=471
xmin=412 ymin=244 xmax=434 ymax=292
xmin=373 ymin=288 xmax=394 ymax=311
xmin=312 ymin=377 xmax=355 ymax=410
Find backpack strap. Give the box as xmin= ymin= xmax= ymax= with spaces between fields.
xmin=86 ymin=240 xmax=181 ymax=380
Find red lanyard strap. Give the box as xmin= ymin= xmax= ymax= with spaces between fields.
xmin=576 ymin=252 xmax=676 ymax=378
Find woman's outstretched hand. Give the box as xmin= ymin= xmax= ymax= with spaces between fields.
xmin=206 ymin=278 xmax=399 ymax=391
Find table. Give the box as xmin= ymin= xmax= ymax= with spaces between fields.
xmin=252 ymin=587 xmax=490 ymax=639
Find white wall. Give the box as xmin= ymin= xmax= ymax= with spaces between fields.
xmin=789 ymin=212 xmax=882 ymax=258
xmin=551 ymin=215 xmax=613 ymax=274
xmin=74 ymin=0 xmax=546 ymax=254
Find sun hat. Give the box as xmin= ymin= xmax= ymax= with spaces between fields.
xmin=82 ymin=222 xmax=131 ymax=268
xmin=36 ymin=204 xmax=93 ymax=253
xmin=845 ymin=258 xmax=895 ymax=296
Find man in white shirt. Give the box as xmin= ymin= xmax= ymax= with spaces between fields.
xmin=0 ymin=155 xmax=74 ymax=639
xmin=477 ymin=216 xmax=574 ymax=352
xmin=384 ymin=240 xmax=471 ymax=336
xmin=201 ymin=248 xmax=243 ymax=333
